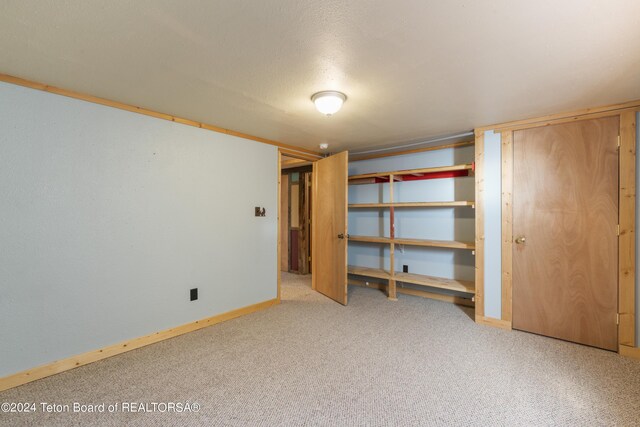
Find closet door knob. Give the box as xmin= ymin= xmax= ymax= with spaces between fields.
xmin=515 ymin=236 xmax=526 ymax=244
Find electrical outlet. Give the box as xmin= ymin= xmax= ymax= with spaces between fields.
xmin=190 ymin=288 xmax=198 ymax=301
xmin=403 ymin=265 xmax=408 ymax=273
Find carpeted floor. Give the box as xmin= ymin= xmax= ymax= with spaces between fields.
xmin=1 ymin=273 xmax=640 ymax=426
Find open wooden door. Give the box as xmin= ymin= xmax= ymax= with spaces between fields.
xmin=312 ymin=151 xmax=348 ymax=305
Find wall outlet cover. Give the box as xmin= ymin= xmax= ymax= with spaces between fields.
xmin=190 ymin=288 xmax=198 ymax=301
xmin=403 ymin=265 xmax=409 ymax=273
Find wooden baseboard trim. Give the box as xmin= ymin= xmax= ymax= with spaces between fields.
xmin=349 ymin=279 xmax=475 ymax=308
xmin=619 ymin=344 xmax=640 ymax=360
xmin=0 ymin=298 xmax=279 ymax=392
xmin=475 ymin=315 xmax=512 ymax=330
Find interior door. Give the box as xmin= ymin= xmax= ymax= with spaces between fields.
xmin=312 ymin=151 xmax=348 ymax=305
xmin=512 ymin=116 xmax=619 ymax=350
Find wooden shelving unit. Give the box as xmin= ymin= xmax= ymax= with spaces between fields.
xmin=347 ymin=159 xmax=475 ymax=303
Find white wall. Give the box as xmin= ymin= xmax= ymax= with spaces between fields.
xmin=0 ymin=82 xmax=278 ymax=377
xmin=348 ymin=146 xmax=475 ymax=295
xmin=483 ymin=131 xmax=502 ymax=319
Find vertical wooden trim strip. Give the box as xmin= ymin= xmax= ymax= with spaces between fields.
xmin=344 ymin=152 xmax=350 ymax=304
xmin=474 ymin=131 xmax=485 ymax=319
xmin=277 ymin=151 xmax=282 ymax=302
xmin=389 ymin=174 xmax=395 ymax=239
xmin=389 ymin=244 xmax=397 ymax=300
xmin=501 ymin=131 xmax=513 ymax=324
xmin=619 ymin=111 xmax=636 ymax=347
xmin=311 ymin=161 xmax=318 ymax=291
xmin=388 ymin=174 xmax=397 ymax=300
xmin=343 ymin=151 xmax=349 ymax=305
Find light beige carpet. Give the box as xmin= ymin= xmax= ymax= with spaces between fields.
xmin=1 ymin=272 xmax=639 ymax=426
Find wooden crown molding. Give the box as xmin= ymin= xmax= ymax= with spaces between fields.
xmin=476 ymin=99 xmax=640 ymax=133
xmin=0 ymin=72 xmax=320 ymax=156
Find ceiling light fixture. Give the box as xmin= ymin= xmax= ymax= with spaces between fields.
xmin=319 ymin=143 xmax=329 ymax=150
xmin=311 ymin=91 xmax=347 ymax=116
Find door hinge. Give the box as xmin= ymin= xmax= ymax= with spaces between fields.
xmin=616 ymin=313 xmax=620 ymax=325
xmin=617 ymin=224 xmax=620 ymax=236
xmin=617 ymin=135 xmax=621 ymax=149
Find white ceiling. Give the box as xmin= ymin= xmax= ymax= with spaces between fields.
xmin=1 ymin=0 xmax=639 ymax=152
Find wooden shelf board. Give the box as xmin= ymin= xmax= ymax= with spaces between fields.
xmin=348 ymin=235 xmax=391 ymax=244
xmin=393 ymin=237 xmax=475 ymax=250
xmin=349 ymin=201 xmax=474 ymax=208
xmin=348 ymin=235 xmax=475 ymax=250
xmin=347 ymin=266 xmax=474 ymax=294
xmin=348 ymin=163 xmax=473 ymax=181
xmin=394 ymin=272 xmax=475 ymax=294
xmin=349 ymin=279 xmax=475 ymax=307
xmin=347 ymin=265 xmax=391 ymax=279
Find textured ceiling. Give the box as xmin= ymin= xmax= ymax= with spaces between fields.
xmin=1 ymin=0 xmax=639 ymax=152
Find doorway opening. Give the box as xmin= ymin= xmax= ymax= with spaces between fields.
xmin=278 ymin=150 xmax=349 ymax=305
xmin=281 ymin=164 xmax=312 ymax=274
xmin=279 ymin=151 xmax=315 ymax=300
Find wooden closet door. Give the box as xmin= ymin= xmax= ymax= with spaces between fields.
xmin=512 ymin=117 xmax=619 ymax=351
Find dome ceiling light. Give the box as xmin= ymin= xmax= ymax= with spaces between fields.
xmin=311 ymin=91 xmax=347 ymax=116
